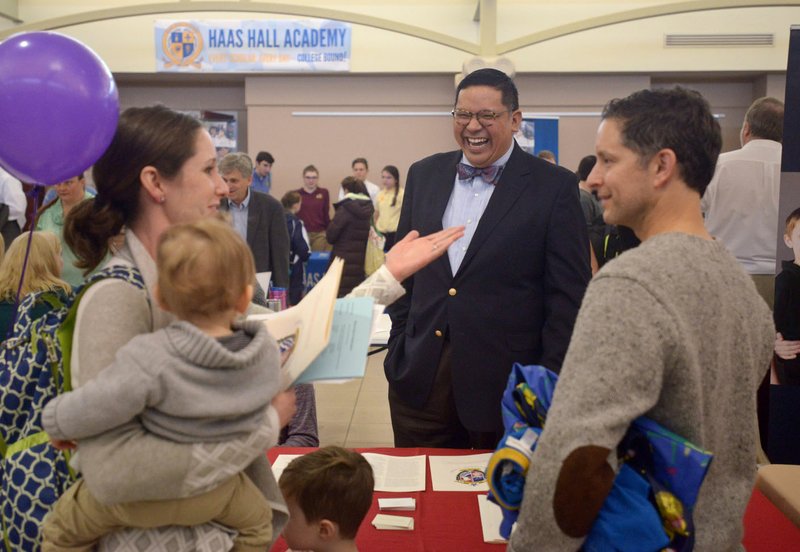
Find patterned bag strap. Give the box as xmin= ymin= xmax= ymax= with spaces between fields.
xmin=57 ymin=265 xmax=145 ymax=393
xmin=5 ymin=290 xmax=66 ymax=338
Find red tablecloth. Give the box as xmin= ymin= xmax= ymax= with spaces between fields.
xmin=268 ymin=447 xmax=501 ymax=552
xmin=743 ymin=487 xmax=800 ymax=551
xmin=269 ymin=447 xmax=800 ymax=551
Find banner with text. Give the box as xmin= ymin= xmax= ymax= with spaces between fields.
xmin=155 ymin=19 xmax=351 ymax=72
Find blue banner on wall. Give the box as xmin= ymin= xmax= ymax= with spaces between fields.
xmin=515 ymin=118 xmax=559 ymax=162
xmin=155 ymin=19 xmax=352 ymax=72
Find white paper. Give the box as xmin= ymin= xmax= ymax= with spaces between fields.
xmin=270 ymin=454 xmax=302 ymax=483
xmin=371 ymin=513 xmax=414 ymax=530
xmin=248 ymin=259 xmax=344 ymax=388
xmin=255 ymin=271 xmax=272 ymax=294
xmin=362 ymin=453 xmax=426 ymax=492
xmin=370 ymin=310 xmax=391 ymax=346
xmin=378 ymin=497 xmax=416 ymax=511
xmin=477 ymin=494 xmax=510 ymax=544
xmin=429 ymin=453 xmax=491 ymax=492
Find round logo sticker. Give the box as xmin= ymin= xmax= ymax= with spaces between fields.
xmin=162 ymin=22 xmax=204 ymax=67
xmin=455 ymin=468 xmax=487 ymax=486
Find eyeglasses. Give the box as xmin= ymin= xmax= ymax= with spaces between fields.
xmin=451 ymin=109 xmax=511 ymax=126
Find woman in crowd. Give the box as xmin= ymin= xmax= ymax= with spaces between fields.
xmin=0 ymin=231 xmax=70 ymax=336
xmin=57 ymin=105 xmax=462 ymax=550
xmin=63 ymin=106 xmax=295 ymax=550
xmin=36 ymin=173 xmax=98 ymax=287
xmin=375 ymin=165 xmax=404 ymax=251
xmin=326 ymin=176 xmax=374 ymax=297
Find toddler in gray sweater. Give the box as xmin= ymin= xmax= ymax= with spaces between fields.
xmin=41 ymin=217 xmax=288 ymax=552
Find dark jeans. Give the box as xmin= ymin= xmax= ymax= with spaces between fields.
xmin=388 ymin=340 xmax=504 ymax=450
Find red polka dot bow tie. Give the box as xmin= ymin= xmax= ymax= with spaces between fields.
xmin=456 ymin=163 xmax=503 ymax=185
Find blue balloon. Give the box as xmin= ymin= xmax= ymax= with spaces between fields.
xmin=0 ymin=32 xmax=119 ymax=186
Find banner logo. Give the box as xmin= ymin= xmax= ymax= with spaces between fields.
xmin=162 ymin=22 xmax=203 ymax=68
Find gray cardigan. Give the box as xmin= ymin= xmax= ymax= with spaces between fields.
xmin=509 ymin=233 xmax=774 ymax=551
xmin=43 ymin=319 xmax=281 ymax=444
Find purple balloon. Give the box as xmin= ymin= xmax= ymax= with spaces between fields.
xmin=0 ymin=32 xmax=119 ymax=186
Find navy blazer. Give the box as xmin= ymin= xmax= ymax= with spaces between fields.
xmin=221 ymin=190 xmax=290 ymax=288
xmin=385 ymin=144 xmax=591 ymax=432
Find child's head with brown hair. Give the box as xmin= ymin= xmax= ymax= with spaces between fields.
xmin=785 ymin=207 xmax=800 ymax=238
xmin=340 ymin=176 xmax=368 ymax=197
xmin=281 ymin=191 xmax=302 ymax=214
xmin=0 ymin=231 xmax=70 ymax=301
xmin=784 ymin=207 xmax=800 ymax=263
xmin=156 ymin=216 xmax=254 ymax=322
xmin=279 ymin=446 xmax=374 ymax=551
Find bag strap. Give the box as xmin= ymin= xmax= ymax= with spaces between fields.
xmin=9 ymin=290 xmax=67 ymax=335
xmin=370 ymin=217 xmax=384 ymax=238
xmin=57 ymin=265 xmax=145 ymax=393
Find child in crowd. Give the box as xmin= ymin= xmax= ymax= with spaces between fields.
xmin=375 ymin=165 xmax=404 ymax=252
xmin=41 ymin=216 xmax=292 ymax=552
xmin=282 ymin=191 xmax=311 ymax=306
xmin=279 ymin=446 xmax=374 ymax=552
xmin=0 ymin=231 xmax=70 ymax=336
xmin=774 ymin=206 xmax=800 ymax=385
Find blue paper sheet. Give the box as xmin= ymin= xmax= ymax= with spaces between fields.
xmin=294 ymin=296 xmax=374 ymax=384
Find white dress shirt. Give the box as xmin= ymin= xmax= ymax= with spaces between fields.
xmin=0 ymin=167 xmax=27 ymax=231
xmin=442 ymin=143 xmax=514 ymax=274
xmin=229 ymin=188 xmax=252 ymax=241
xmin=701 ymin=139 xmax=782 ymax=275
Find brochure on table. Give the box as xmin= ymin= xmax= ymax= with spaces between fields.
xmin=362 ymin=453 xmax=426 ymax=492
xmin=274 ymin=451 xmax=491 ymax=493
xmin=429 ymin=453 xmax=492 ymax=492
xmin=477 ymin=495 xmax=510 ymax=543
xmin=270 ymin=454 xmax=302 ymax=482
xmin=372 ymin=513 xmax=414 ymax=531
xmin=272 ymin=453 xmax=426 ymax=492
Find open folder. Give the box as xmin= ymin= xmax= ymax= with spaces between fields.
xmin=248 ymin=258 xmax=375 ymax=388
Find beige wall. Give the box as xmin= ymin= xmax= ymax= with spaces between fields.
xmin=245 ymin=75 xmax=454 ymax=200
xmin=248 ymin=73 xmax=772 ymax=197
xmin=116 ymin=71 xmax=775 ymax=199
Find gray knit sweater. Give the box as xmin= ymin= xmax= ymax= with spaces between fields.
xmin=509 ymin=233 xmax=774 ymax=551
xmin=69 ymin=230 xmax=287 ymax=551
xmin=43 ymin=319 xmax=281 ymax=444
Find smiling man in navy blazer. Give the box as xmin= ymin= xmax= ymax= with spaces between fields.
xmin=385 ymin=68 xmax=591 ymax=448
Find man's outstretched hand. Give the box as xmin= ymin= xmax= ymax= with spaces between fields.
xmin=385 ymin=226 xmax=465 ymax=282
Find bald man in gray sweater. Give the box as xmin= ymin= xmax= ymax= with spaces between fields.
xmin=509 ymin=89 xmax=774 ymax=551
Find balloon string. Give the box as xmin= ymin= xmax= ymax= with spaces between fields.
xmin=6 ymin=186 xmax=40 ymax=338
